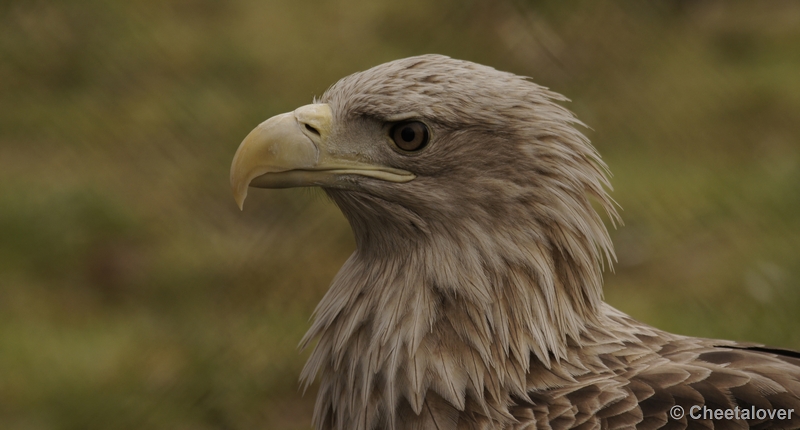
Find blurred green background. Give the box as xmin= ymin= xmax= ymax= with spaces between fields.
xmin=1 ymin=0 xmax=798 ymax=428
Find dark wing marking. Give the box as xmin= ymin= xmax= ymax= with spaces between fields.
xmin=521 ymin=337 xmax=800 ymax=430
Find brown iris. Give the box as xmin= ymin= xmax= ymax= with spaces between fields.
xmin=390 ymin=121 xmax=429 ymax=151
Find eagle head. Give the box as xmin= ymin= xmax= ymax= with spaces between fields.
xmin=230 ymin=54 xmax=621 ymax=429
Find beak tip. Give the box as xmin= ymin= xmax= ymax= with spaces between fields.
xmin=233 ymin=186 xmax=247 ymax=211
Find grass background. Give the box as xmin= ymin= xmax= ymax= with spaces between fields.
xmin=1 ymin=0 xmax=799 ymax=428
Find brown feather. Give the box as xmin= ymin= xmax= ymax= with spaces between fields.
xmin=240 ymin=55 xmax=800 ymax=429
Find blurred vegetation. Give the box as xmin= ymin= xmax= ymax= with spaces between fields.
xmin=1 ymin=0 xmax=798 ymax=428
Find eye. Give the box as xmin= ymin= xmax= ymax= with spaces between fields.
xmin=390 ymin=121 xmax=429 ymax=152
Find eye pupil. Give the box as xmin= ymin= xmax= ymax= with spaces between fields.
xmin=401 ymin=127 xmax=415 ymax=142
xmin=390 ymin=121 xmax=429 ymax=152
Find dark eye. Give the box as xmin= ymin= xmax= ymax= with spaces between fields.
xmin=390 ymin=121 xmax=429 ymax=152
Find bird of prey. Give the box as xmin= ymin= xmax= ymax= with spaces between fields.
xmin=230 ymin=55 xmax=800 ymax=430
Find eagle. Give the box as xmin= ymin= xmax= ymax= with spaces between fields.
xmin=230 ymin=55 xmax=800 ymax=430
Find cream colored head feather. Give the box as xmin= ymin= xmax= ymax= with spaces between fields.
xmin=233 ymin=55 xmax=800 ymax=430
xmin=232 ymin=54 xmax=621 ymax=429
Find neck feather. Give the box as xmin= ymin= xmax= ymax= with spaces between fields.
xmin=299 ymin=202 xmax=614 ymax=429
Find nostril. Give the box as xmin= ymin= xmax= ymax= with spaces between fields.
xmin=305 ymin=123 xmax=320 ymax=136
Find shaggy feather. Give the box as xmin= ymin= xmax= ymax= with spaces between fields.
xmin=241 ymin=55 xmax=800 ymax=429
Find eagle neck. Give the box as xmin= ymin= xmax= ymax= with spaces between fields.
xmin=300 ymin=213 xmax=610 ymax=429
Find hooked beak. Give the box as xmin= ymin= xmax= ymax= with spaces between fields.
xmin=230 ymin=103 xmax=415 ymax=209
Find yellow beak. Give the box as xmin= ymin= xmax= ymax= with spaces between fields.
xmin=230 ymin=103 xmax=415 ymax=209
